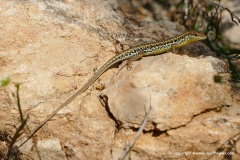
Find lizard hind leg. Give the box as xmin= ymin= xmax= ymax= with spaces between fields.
xmin=117 ymin=50 xmax=145 ymax=75
xmin=170 ymin=44 xmax=180 ymax=54
xmin=126 ymin=50 xmax=145 ymax=69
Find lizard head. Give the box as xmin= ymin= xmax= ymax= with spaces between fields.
xmin=185 ymin=31 xmax=206 ymax=43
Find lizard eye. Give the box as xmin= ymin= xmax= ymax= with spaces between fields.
xmin=189 ymin=31 xmax=197 ymax=36
xmin=193 ymin=32 xmax=199 ymax=37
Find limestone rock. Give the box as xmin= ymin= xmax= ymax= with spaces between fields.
xmin=105 ymin=54 xmax=232 ymax=131
xmin=0 ymin=0 xmax=239 ymax=160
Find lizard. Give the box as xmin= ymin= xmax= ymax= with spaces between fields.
xmin=19 ymin=31 xmax=206 ymax=146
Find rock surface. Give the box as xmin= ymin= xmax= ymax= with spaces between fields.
xmin=105 ymin=54 xmax=232 ymax=131
xmin=0 ymin=0 xmax=239 ymax=160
